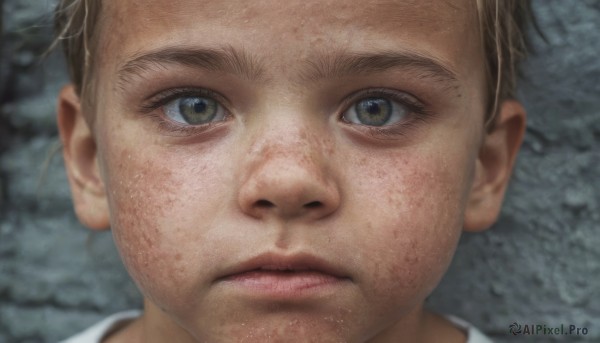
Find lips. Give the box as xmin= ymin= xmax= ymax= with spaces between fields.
xmin=216 ymin=252 xmax=351 ymax=296
xmin=220 ymin=252 xmax=349 ymax=278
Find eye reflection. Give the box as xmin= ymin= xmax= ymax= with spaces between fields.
xmin=344 ymin=97 xmax=409 ymax=127
xmin=164 ymin=96 xmax=226 ymax=125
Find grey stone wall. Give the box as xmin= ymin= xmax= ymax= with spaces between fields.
xmin=0 ymin=1 xmax=598 ymax=342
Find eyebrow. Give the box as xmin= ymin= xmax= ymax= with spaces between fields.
xmin=118 ymin=45 xmax=265 ymax=84
xmin=301 ymin=50 xmax=459 ymax=85
xmin=118 ymin=46 xmax=459 ymax=88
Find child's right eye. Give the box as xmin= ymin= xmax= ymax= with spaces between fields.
xmin=140 ymin=88 xmax=231 ymax=131
xmin=163 ymin=96 xmax=227 ymax=125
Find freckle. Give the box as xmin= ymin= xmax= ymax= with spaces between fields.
xmin=299 ymin=129 xmax=308 ymax=140
xmin=175 ymin=253 xmax=182 ymax=261
xmin=404 ymin=254 xmax=419 ymax=265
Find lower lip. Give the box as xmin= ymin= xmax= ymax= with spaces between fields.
xmin=220 ymin=270 xmax=348 ymax=297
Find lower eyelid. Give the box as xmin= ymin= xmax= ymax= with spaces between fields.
xmin=348 ymin=119 xmax=422 ymax=140
xmin=154 ymin=114 xmax=231 ymax=137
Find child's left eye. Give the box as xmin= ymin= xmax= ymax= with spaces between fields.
xmin=341 ymin=90 xmax=426 ymax=129
xmin=163 ymin=96 xmax=227 ymax=125
xmin=343 ymin=97 xmax=407 ymax=127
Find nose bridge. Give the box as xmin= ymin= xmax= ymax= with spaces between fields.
xmin=246 ymin=123 xmax=329 ymax=188
xmin=253 ymin=125 xmax=320 ymax=168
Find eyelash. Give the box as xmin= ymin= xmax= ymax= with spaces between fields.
xmin=340 ymin=88 xmax=432 ymax=139
xmin=139 ymin=87 xmax=432 ymax=138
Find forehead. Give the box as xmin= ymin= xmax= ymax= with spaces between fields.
xmin=99 ymin=0 xmax=481 ymax=77
xmin=107 ymin=0 xmax=473 ymax=30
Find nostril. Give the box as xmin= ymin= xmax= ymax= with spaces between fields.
xmin=304 ymin=201 xmax=322 ymax=209
xmin=256 ymin=199 xmax=275 ymax=208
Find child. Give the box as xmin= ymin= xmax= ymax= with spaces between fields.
xmin=55 ymin=0 xmax=530 ymax=342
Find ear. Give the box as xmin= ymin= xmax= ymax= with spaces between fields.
xmin=57 ymin=85 xmax=110 ymax=230
xmin=464 ymin=99 xmax=526 ymax=232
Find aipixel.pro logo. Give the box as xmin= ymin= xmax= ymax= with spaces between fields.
xmin=509 ymin=322 xmax=589 ymax=336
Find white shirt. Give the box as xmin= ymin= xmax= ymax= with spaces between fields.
xmin=59 ymin=310 xmax=141 ymax=343
xmin=446 ymin=314 xmax=494 ymax=343
xmin=59 ymin=311 xmax=494 ymax=343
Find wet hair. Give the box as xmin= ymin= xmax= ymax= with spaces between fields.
xmin=53 ymin=0 xmax=533 ymax=127
xmin=475 ymin=0 xmax=533 ymax=128
xmin=52 ymin=0 xmax=101 ymax=102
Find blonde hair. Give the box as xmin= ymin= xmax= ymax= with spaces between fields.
xmin=53 ymin=0 xmax=532 ymax=127
xmin=476 ymin=0 xmax=532 ymax=129
xmin=52 ymin=0 xmax=101 ymax=99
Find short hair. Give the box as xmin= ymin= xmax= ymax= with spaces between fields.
xmin=53 ymin=0 xmax=532 ymax=127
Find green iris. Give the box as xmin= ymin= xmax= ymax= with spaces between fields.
xmin=355 ymin=98 xmax=392 ymax=126
xmin=178 ymin=97 xmax=218 ymax=125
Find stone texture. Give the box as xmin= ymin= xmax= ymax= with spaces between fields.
xmin=0 ymin=0 xmax=598 ymax=342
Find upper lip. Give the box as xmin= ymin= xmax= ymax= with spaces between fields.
xmin=217 ymin=252 xmax=351 ymax=280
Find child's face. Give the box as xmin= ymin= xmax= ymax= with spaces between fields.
xmin=61 ymin=0 xmax=523 ymax=341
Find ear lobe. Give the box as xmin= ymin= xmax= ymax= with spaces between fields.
xmin=464 ymin=100 xmax=527 ymax=232
xmin=57 ymin=85 xmax=110 ymax=230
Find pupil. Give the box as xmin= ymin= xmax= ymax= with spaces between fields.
xmin=193 ymin=99 xmax=207 ymax=113
xmin=366 ymin=101 xmax=381 ymax=115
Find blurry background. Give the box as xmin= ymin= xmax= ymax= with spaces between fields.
xmin=0 ymin=1 xmax=598 ymax=342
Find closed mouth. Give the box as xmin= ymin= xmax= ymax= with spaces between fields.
xmin=217 ymin=252 xmax=351 ymax=281
xmin=215 ymin=252 xmax=352 ymax=296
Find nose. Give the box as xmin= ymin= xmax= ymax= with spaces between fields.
xmin=237 ymin=131 xmax=340 ymax=221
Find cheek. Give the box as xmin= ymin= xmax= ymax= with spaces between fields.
xmin=100 ymin=145 xmax=224 ymax=311
xmin=345 ymin=147 xmax=472 ymax=313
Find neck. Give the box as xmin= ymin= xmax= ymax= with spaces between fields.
xmin=140 ymin=299 xmax=197 ymax=343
